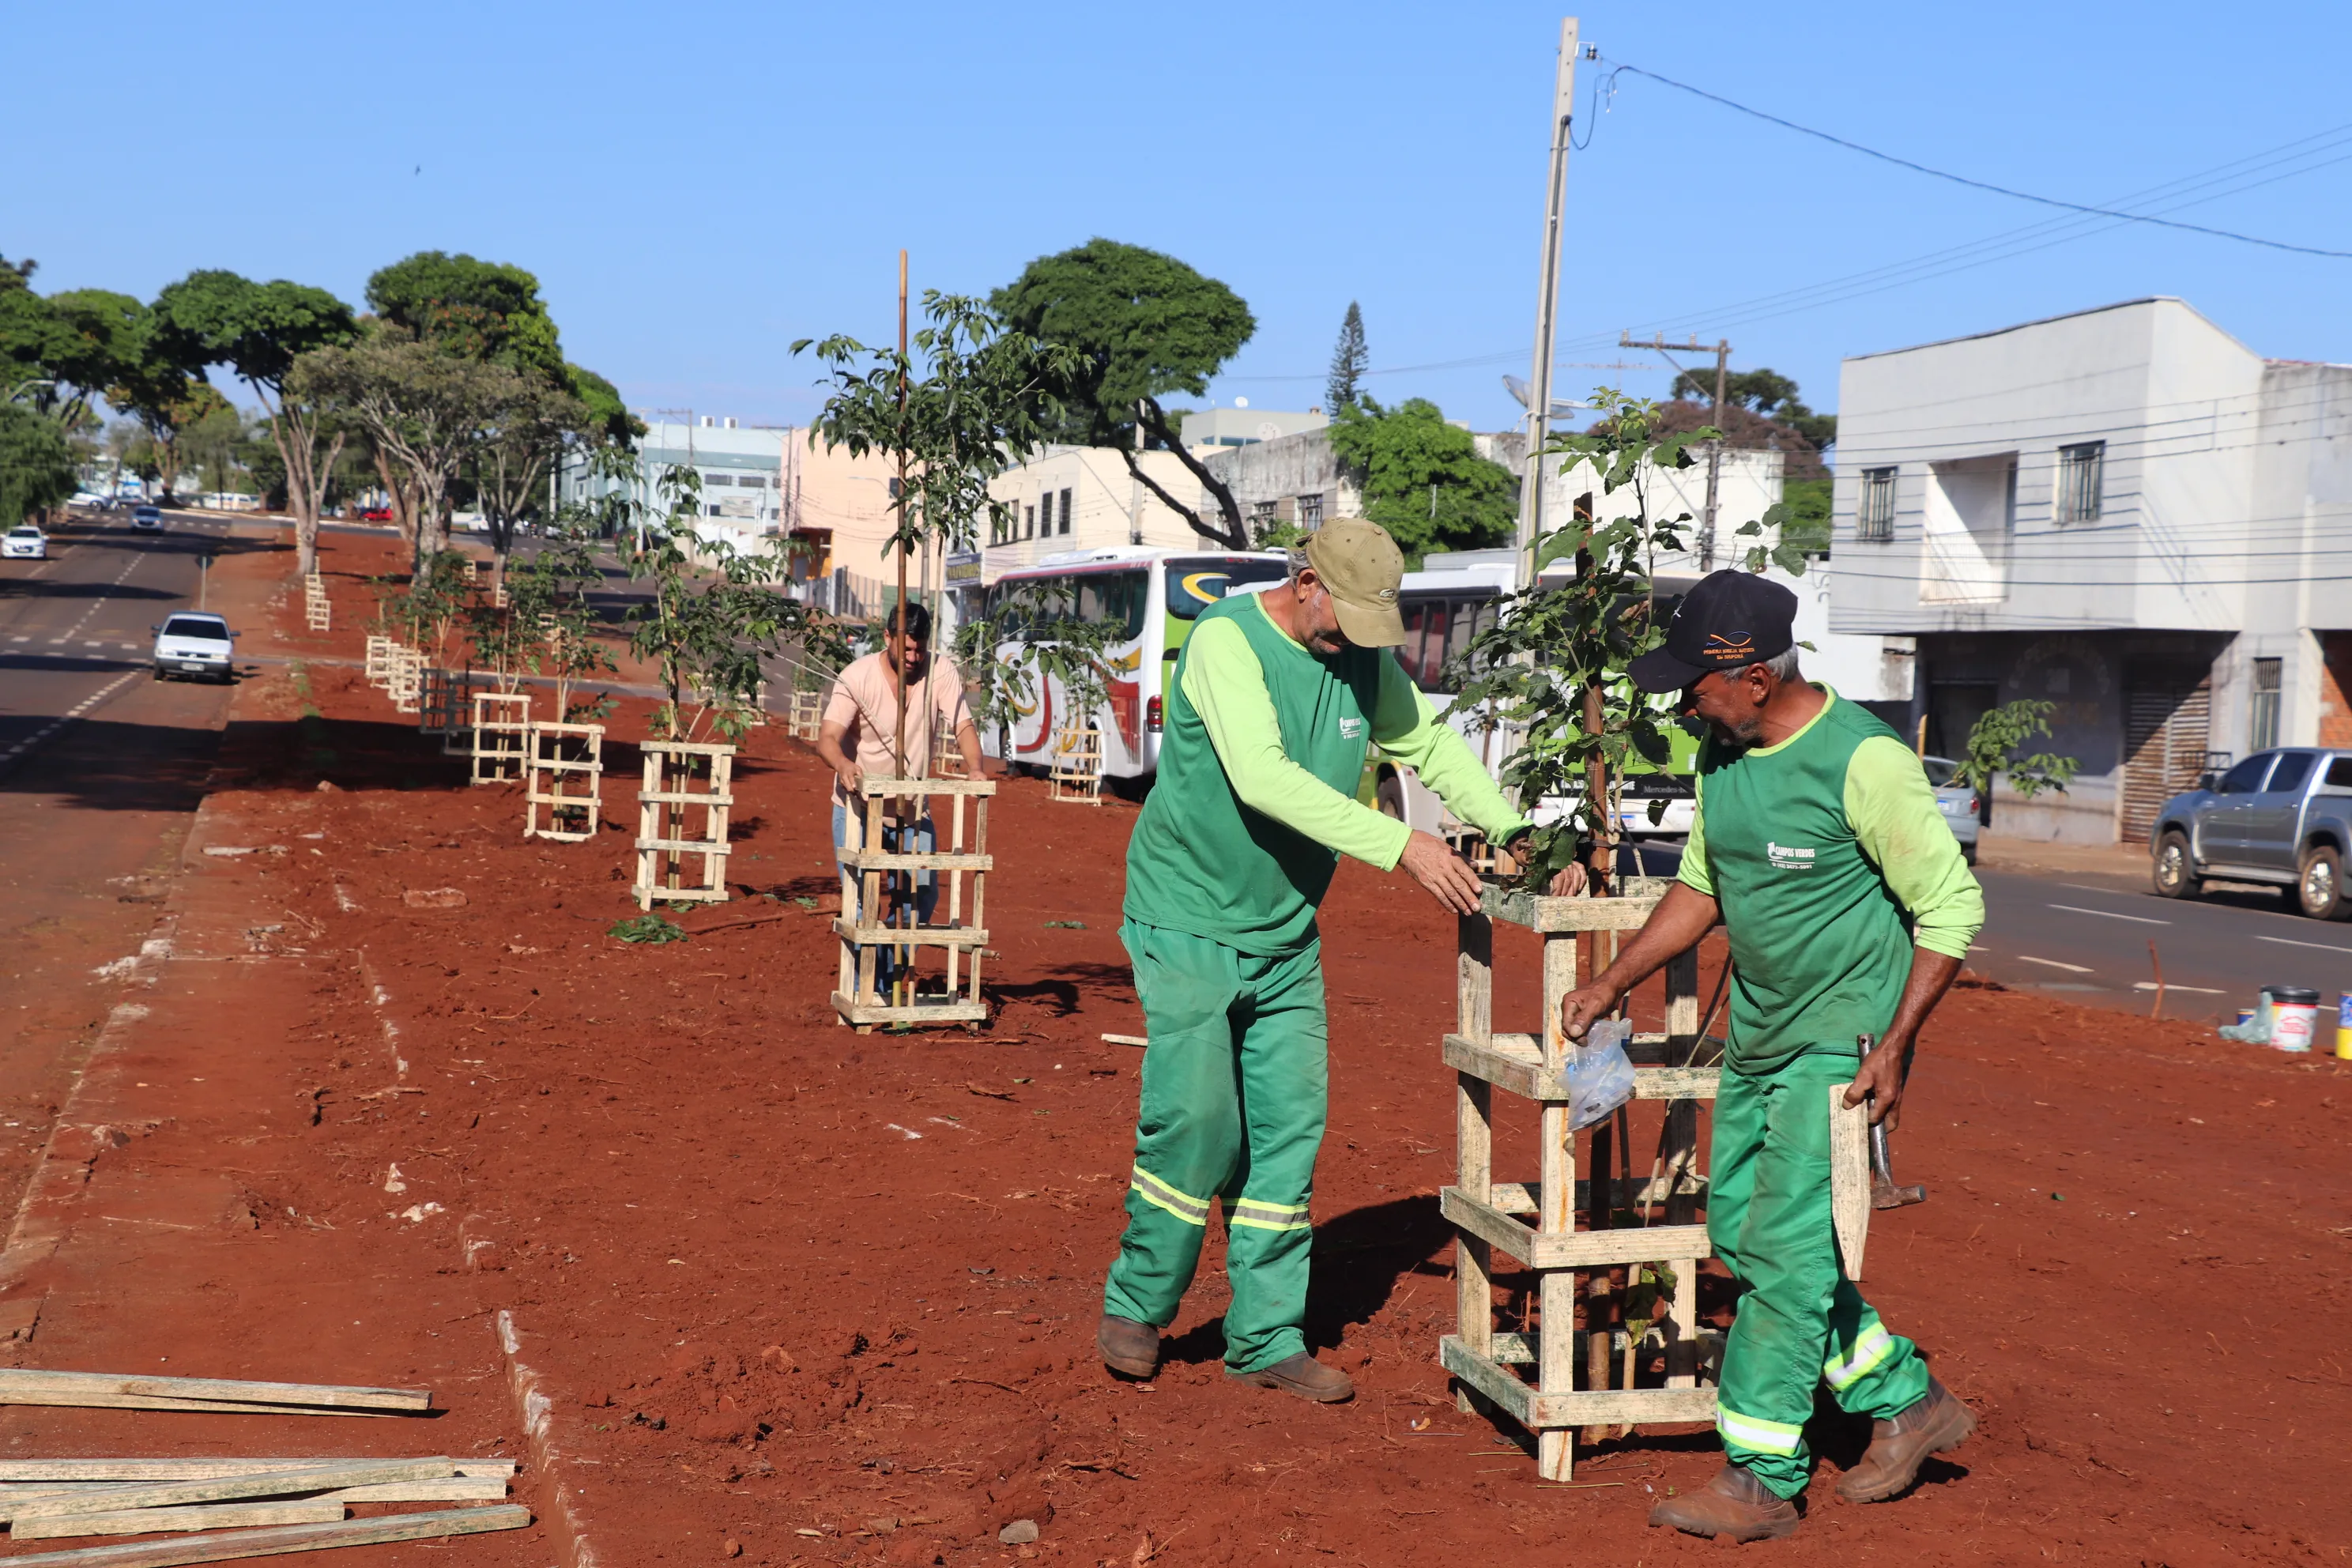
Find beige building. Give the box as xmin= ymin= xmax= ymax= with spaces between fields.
xmin=982 ymin=447 xmax=1219 ymax=580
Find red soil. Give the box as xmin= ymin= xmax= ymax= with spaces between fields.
xmin=3 ymin=524 xmax=2347 ymax=1566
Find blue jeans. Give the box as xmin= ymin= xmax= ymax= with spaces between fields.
xmin=832 ymin=807 xmax=937 ymax=982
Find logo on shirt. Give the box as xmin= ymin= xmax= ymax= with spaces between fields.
xmin=1338 ymin=716 xmax=1366 ymax=740
xmin=1766 ymin=839 xmax=1816 ymax=870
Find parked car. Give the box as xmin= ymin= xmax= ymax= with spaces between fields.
xmin=130 ymin=505 xmax=163 ymax=531
xmin=359 ymin=506 xmax=394 ymax=523
xmin=2 ymin=525 xmax=47 ymax=560
xmin=2150 ymin=747 xmax=2352 ymax=918
xmin=1920 ymin=756 xmax=1981 ymax=863
xmin=151 ymin=612 xmax=237 ymax=682
xmin=69 ymin=490 xmax=114 ymax=511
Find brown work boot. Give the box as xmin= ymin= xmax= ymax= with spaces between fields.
xmin=1836 ymin=1378 xmax=1977 ymax=1502
xmin=1096 ymin=1314 xmax=1160 ymax=1380
xmin=1227 ymin=1351 xmax=1355 ymax=1403
xmin=1649 ymin=1464 xmax=1800 ymax=1540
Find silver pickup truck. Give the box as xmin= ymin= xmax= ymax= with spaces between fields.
xmin=2150 ymin=747 xmax=2352 ymax=919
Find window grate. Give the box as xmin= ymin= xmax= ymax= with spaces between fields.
xmin=2056 ymin=441 xmax=2105 ymax=524
xmin=2251 ymin=657 xmax=2282 ymax=752
xmin=1857 ymin=468 xmax=1896 ymax=541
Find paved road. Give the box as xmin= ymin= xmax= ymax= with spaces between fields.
xmin=1615 ymin=835 xmax=2340 ymax=1026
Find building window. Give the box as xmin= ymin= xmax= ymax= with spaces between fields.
xmin=2252 ymin=658 xmax=2282 ymax=752
xmin=1297 ymin=492 xmax=1325 ymax=530
xmin=1059 ymin=487 xmax=1074 ymax=536
xmin=1857 ymin=468 xmax=1896 ymax=541
xmin=1024 ymin=504 xmax=1036 ymax=540
xmin=2056 ymin=441 xmax=2104 ymax=524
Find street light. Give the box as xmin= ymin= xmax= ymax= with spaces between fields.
xmin=6 ymin=378 xmax=55 ymax=403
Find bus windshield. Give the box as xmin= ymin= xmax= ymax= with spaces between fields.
xmin=987 ymin=568 xmax=1148 ymax=640
xmin=1165 ymin=556 xmax=1290 ymax=620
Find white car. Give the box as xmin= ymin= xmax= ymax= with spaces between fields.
xmin=2 ymin=525 xmax=45 ymax=560
xmin=152 ymin=612 xmax=237 ymax=682
xmin=1922 ymin=756 xmax=1981 ymax=864
xmin=70 ymin=491 xmax=113 ymax=511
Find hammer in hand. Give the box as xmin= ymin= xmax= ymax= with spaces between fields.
xmin=1856 ymin=1033 xmax=1926 ymax=1210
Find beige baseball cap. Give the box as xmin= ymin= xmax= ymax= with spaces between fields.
xmin=1302 ymin=518 xmax=1408 ymax=647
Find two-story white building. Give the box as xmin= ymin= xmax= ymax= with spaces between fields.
xmin=1827 ymin=298 xmax=2352 ymax=845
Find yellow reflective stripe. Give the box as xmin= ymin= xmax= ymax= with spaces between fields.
xmin=1717 ymin=1405 xmax=1804 ymax=1456
xmin=1231 ymin=1196 xmax=1311 ymax=1232
xmin=1130 ymin=1167 xmax=1211 ymax=1226
xmin=1822 ymin=1322 xmax=1895 ymax=1391
xmin=1229 ymin=1214 xmax=1314 ymax=1232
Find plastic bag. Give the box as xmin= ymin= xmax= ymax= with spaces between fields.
xmin=1566 ymin=1018 xmax=1637 ymax=1132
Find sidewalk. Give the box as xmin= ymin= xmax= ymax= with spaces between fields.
xmin=1973 ymin=829 xmax=2150 ymax=883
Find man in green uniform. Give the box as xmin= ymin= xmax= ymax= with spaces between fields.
xmin=1559 ymin=570 xmax=1984 ymax=1539
xmin=1100 ymin=518 xmax=1561 ymax=1403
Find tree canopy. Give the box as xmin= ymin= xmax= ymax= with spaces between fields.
xmin=1668 ymin=365 xmax=1836 ymax=451
xmin=992 ymin=239 xmax=1258 ymax=549
xmin=0 ymin=403 xmax=77 ymax=526
xmin=366 ymin=251 xmax=567 ymax=386
xmin=1327 ymin=397 xmax=1517 ymax=564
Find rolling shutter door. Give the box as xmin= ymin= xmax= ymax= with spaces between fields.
xmin=2120 ymin=661 xmax=2212 ymax=842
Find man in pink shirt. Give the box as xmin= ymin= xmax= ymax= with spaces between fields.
xmin=815 ymin=602 xmax=984 ymax=986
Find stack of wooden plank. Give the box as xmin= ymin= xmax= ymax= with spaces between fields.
xmin=0 ymin=1369 xmax=431 ymax=1418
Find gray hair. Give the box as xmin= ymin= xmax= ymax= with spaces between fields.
xmin=1760 ymin=646 xmax=1803 ymax=682
xmin=1286 ymin=546 xmax=1310 ymax=578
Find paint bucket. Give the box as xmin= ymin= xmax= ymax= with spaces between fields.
xmin=2267 ymin=986 xmax=2322 ymax=1053
xmin=2337 ymin=993 xmax=2352 ymax=1061
xmin=2234 ymin=1008 xmax=2257 ymax=1030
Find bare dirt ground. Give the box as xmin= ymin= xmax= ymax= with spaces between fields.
xmin=1 ymin=528 xmax=2346 ymax=1566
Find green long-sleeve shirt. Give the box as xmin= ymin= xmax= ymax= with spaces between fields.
xmin=1675 ymin=687 xmax=1984 ymax=1070
xmin=1180 ymin=596 xmax=1528 ymax=871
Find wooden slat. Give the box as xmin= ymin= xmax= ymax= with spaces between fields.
xmin=0 ymin=1394 xmax=411 ymax=1418
xmin=1438 ymin=1339 xmax=1716 ymax=1430
xmin=0 ymin=1461 xmax=512 ymax=1484
xmin=13 ymin=1503 xmax=346 ymax=1542
xmin=314 ymin=1476 xmax=506 ymax=1503
xmin=0 ymin=1505 xmax=530 ymax=1566
xmin=1443 ymin=1036 xmax=1720 ymax=1104
xmin=1488 ymin=1175 xmax=1712 ymax=1215
xmin=839 ymin=851 xmax=991 ymax=872
xmin=828 ymin=993 xmax=988 ymax=1027
xmin=857 ymin=776 xmax=995 ymax=797
xmin=1439 ymin=1189 xmax=1708 ymax=1269
xmin=8 ymin=1461 xmax=453 ymax=1522
xmin=1829 ymin=1083 xmax=1871 ymax=1282
xmin=829 ymin=922 xmax=989 ymax=947
xmin=0 ymin=1371 xmax=428 ymax=1413
xmin=1480 ymin=886 xmax=1661 ymax=933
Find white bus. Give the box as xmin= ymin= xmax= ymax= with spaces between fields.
xmin=977 ymin=545 xmax=1290 ymax=781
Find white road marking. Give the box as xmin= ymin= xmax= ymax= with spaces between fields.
xmin=2132 ymin=982 xmax=2227 ymax=994
xmin=2253 ymin=933 xmax=2352 ymax=956
xmin=2015 ymin=956 xmax=2095 ymax=973
xmin=2049 ymin=903 xmax=2170 ymax=925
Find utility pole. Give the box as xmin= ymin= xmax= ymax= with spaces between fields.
xmin=1620 ymin=332 xmax=1730 ymax=570
xmin=1129 ymin=400 xmax=1145 ymax=545
xmin=1513 ymin=17 xmax=1589 ymax=584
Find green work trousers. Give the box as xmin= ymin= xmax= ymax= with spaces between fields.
xmin=1102 ymin=922 xmax=1327 ymax=1374
xmin=1709 ymin=1052 xmax=1931 ymax=1497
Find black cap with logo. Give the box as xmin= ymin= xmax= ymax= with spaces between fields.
xmin=1626 ymin=570 xmax=1799 ymax=694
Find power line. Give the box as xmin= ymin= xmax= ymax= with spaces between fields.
xmin=1598 ymin=60 xmax=2352 ymax=261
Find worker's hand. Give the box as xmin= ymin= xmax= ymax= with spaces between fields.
xmin=835 ymin=759 xmax=863 ymax=796
xmin=1400 ymin=830 xmax=1483 ymax=917
xmin=1844 ymin=1038 xmax=1909 ymax=1129
xmin=1556 ymin=978 xmax=1622 ymax=1044
xmin=1546 ymin=861 xmax=1588 ymax=898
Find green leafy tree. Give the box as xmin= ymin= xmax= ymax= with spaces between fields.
xmin=41 ymin=290 xmax=151 ymax=427
xmin=0 ymin=257 xmax=70 ymax=401
xmin=468 ymin=377 xmax=590 ymax=575
xmin=1327 ymin=301 xmax=1367 ymax=413
xmin=563 ymin=362 xmax=641 ymax=444
xmin=952 ymin=587 xmax=1127 ymax=756
xmin=397 ymin=548 xmax=477 ymax=665
xmin=797 ymin=291 xmax=1077 ymax=765
xmin=291 ymin=334 xmax=519 ymax=567
xmin=1958 ymin=699 xmax=2079 ymax=825
xmin=1448 ymin=390 xmax=1713 ymax=892
xmin=153 ymin=270 xmax=357 ymax=575
xmin=365 ymin=251 xmax=567 ymax=385
xmin=621 ymin=467 xmax=842 ymax=742
xmin=0 ymin=403 xmax=76 ymax=526
xmin=1669 ymin=365 xmax=1837 ymax=451
xmin=990 ymin=239 xmax=1257 ymax=550
xmin=1327 ymin=396 xmax=1517 ymax=564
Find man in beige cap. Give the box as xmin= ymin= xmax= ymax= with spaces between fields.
xmin=1099 ymin=518 xmax=1569 ymax=1400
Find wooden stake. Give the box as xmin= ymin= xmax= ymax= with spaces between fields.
xmin=0 ymin=1504 xmax=528 ymax=1566
xmin=1828 ymin=1084 xmax=1871 ymax=1281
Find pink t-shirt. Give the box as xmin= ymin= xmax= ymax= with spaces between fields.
xmin=824 ymin=651 xmax=973 ymax=806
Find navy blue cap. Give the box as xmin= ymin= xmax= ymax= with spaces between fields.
xmin=1627 ymin=571 xmax=1798 ymax=694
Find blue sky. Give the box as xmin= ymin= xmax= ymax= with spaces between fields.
xmin=9 ymin=1 xmax=2352 ymax=435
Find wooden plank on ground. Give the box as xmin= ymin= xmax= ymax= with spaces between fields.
xmin=315 ymin=1477 xmax=507 ymax=1502
xmin=13 ymin=1502 xmax=347 ymax=1542
xmin=7 ymin=1460 xmax=453 ymax=1521
xmin=0 ymin=1370 xmax=429 ymax=1413
xmin=0 ymin=1504 xmax=529 ymax=1566
xmin=0 ymin=1393 xmax=405 ymax=1418
xmin=0 ymin=1461 xmax=512 ymax=1483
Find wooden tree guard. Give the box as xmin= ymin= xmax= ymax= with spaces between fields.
xmin=303 ymin=574 xmax=330 ymax=631
xmin=1049 ymin=726 xmax=1104 ymax=804
xmin=832 ymin=775 xmax=993 ymax=1032
xmin=470 ymin=692 xmax=531 ymax=785
xmin=1443 ymin=881 xmax=1721 ymax=1481
xmin=523 ymin=721 xmax=605 ymax=842
xmin=364 ymin=636 xmax=396 ymax=688
xmin=787 ymin=689 xmax=824 ymax=743
xmin=634 ymin=741 xmax=735 ymax=910
xmin=388 ymin=650 xmax=424 ymax=714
